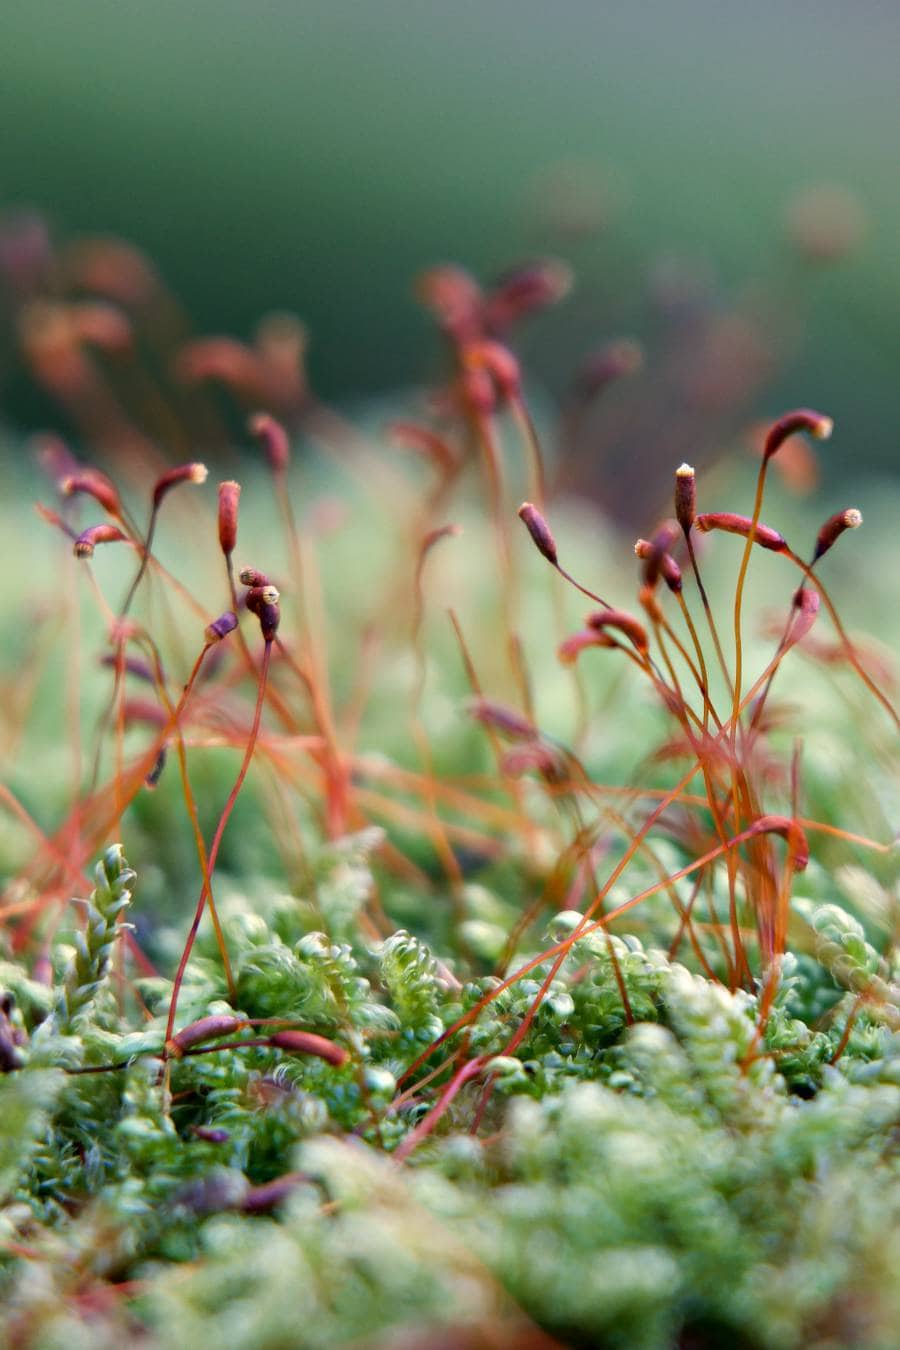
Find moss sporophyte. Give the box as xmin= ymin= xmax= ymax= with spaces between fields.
xmin=0 ymin=228 xmax=897 ymax=1348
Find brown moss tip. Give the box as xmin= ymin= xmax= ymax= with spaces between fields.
xmin=414 ymin=264 xmax=482 ymax=339
xmin=152 ymin=461 xmax=208 ymax=507
xmin=245 ymin=584 xmax=280 ymax=610
xmin=812 ymin=507 xmax=862 ymax=562
xmin=168 ymin=1014 xmax=245 ymax=1058
xmin=500 ymin=742 xmax=566 ymax=782
xmin=463 ymin=339 xmax=521 ymax=401
xmin=122 ymin=698 xmax=167 ymax=728
xmin=695 ymin=512 xmax=787 ymax=553
xmin=217 ymin=480 xmax=241 ymax=557
xmin=249 ymin=411 xmax=290 ymax=474
xmin=748 ymin=815 xmax=810 ymax=871
xmin=468 ymin=699 xmax=536 ymax=741
xmin=238 ymin=566 xmax=270 ymax=587
xmin=59 ymin=469 xmax=122 ymax=519
xmin=518 ymin=501 xmax=558 ymax=565
xmin=763 ymin=409 xmax=833 ymax=463
xmin=205 ymin=611 xmax=239 ymax=644
xmin=787 ymin=587 xmax=821 ymax=645
xmin=418 ymin=524 xmax=463 ymax=573
xmin=639 ymin=521 xmax=680 ymax=591
xmin=73 ymin=523 xmax=128 ymax=558
xmin=245 ymin=579 xmax=281 ymax=641
xmin=484 ymin=259 xmax=573 ymax=332
xmin=635 ymin=537 xmax=683 ymax=593
xmin=557 ymin=629 xmax=616 ymax=665
xmin=585 ymin=607 xmax=649 ymax=653
xmin=674 ymin=463 xmax=696 ymax=533
xmin=268 ymin=1029 xmax=348 ymax=1068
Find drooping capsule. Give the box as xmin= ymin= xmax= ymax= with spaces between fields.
xmin=518 ymin=501 xmax=558 ymax=565
xmin=694 ymin=512 xmax=787 ymax=553
xmin=812 ymin=507 xmax=862 ymax=563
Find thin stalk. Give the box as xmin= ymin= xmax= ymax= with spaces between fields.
xmin=165 ymin=640 xmax=272 ymax=1047
xmin=686 ymin=532 xmax=733 ymax=697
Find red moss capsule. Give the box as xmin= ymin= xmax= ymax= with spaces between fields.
xmin=483 ymin=259 xmax=573 ymax=332
xmin=68 ymin=301 xmax=133 ymax=353
xmin=745 ymin=815 xmax=810 ymax=871
xmin=746 ymin=421 xmax=821 ymax=494
xmin=639 ymin=521 xmax=680 ymax=591
xmin=59 ymin=468 xmax=122 ymax=519
xmin=501 ymin=743 xmax=566 ymax=782
xmin=419 ymin=524 xmax=462 ymax=561
xmin=468 ymin=699 xmax=536 ymax=740
xmin=168 ymin=1014 xmax=246 ymax=1057
xmin=217 ymin=480 xmax=241 ymax=557
xmin=100 ymin=652 xmax=156 ymax=682
xmin=249 ymin=411 xmax=290 ymax=473
xmin=415 ymin=264 xmax=483 ymax=340
xmin=152 ymin=461 xmax=208 ymax=508
xmin=238 ymin=566 xmax=270 ymax=588
xmin=658 ymin=553 xmax=682 ymax=593
xmin=205 ymin=610 xmax=239 ymax=645
xmin=245 ymin=584 xmax=280 ymax=611
xmin=585 ymin=608 xmax=649 ymax=653
xmin=694 ymin=512 xmax=787 ymax=552
xmin=557 ymin=629 xmax=617 ymax=665
xmin=463 ymin=339 xmax=521 ymax=401
xmin=122 ymin=698 xmax=167 ymax=728
xmin=174 ymin=337 xmax=267 ymax=397
xmin=460 ymin=364 xmax=496 ymax=414
xmin=268 ymin=1030 xmax=348 ymax=1067
xmin=812 ymin=507 xmax=862 ymax=563
xmin=636 ymin=540 xmax=684 ymax=594
xmin=518 ymin=502 xmax=558 ymax=565
xmin=674 ymin=463 xmax=696 ymax=534
xmin=245 ymin=584 xmax=281 ymax=641
xmin=787 ymin=587 xmax=821 ymax=645
xmin=763 ymin=409 xmax=832 ymax=463
xmin=191 ymin=1125 xmax=231 ymax=1144
xmin=73 ymin=523 xmax=129 ymax=558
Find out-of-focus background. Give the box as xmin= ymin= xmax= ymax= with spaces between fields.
xmin=1 ymin=0 xmax=897 ymax=484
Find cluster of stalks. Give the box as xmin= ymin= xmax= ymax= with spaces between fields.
xmin=0 ymin=231 xmax=896 ymax=1154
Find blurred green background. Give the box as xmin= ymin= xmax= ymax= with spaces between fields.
xmin=1 ymin=0 xmax=898 ymax=476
